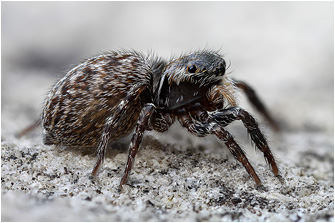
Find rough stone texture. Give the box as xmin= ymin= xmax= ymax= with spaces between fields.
xmin=1 ymin=127 xmax=334 ymax=221
xmin=2 ymin=2 xmax=333 ymax=221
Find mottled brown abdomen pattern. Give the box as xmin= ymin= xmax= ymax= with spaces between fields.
xmin=42 ymin=51 xmax=152 ymax=147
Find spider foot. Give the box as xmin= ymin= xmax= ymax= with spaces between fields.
xmin=276 ymin=174 xmax=285 ymax=185
xmin=256 ymin=184 xmax=268 ymax=192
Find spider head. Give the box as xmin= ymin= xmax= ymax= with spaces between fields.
xmin=164 ymin=51 xmax=227 ymax=86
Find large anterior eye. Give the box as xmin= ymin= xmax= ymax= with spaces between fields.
xmin=187 ymin=65 xmax=197 ymax=73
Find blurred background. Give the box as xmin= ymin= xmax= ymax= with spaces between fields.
xmin=2 ymin=1 xmax=333 ymax=134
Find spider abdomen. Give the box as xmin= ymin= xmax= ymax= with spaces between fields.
xmin=42 ymin=51 xmax=152 ymax=147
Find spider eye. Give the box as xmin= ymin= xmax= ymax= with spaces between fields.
xmin=187 ymin=65 xmax=197 ymax=73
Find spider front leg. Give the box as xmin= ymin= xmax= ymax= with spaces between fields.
xmin=209 ymin=107 xmax=279 ymax=177
xmin=92 ymin=83 xmax=148 ymax=177
xmin=178 ymin=113 xmax=262 ymax=186
xmin=210 ymin=123 xmax=262 ymax=186
xmin=119 ymin=103 xmax=155 ymax=190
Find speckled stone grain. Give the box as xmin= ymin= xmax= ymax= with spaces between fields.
xmin=1 ymin=123 xmax=334 ymax=221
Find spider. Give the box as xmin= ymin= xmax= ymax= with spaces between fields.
xmin=41 ymin=50 xmax=280 ymax=190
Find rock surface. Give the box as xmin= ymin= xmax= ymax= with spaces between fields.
xmin=1 ymin=125 xmax=334 ymax=221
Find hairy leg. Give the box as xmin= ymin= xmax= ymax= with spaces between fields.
xmin=178 ymin=113 xmax=262 ymax=186
xmin=210 ymin=123 xmax=262 ymax=186
xmin=119 ymin=103 xmax=156 ymax=189
xmin=209 ymin=107 xmax=279 ymax=176
xmin=234 ymin=80 xmax=279 ymax=131
xmin=92 ymin=83 xmax=148 ymax=177
xmin=150 ymin=112 xmax=175 ymax=132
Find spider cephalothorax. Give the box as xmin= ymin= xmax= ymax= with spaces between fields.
xmin=42 ymin=49 xmax=280 ymax=190
xmin=163 ymin=51 xmax=226 ymax=86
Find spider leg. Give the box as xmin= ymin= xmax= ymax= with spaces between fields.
xmin=189 ymin=103 xmax=209 ymax=123
xmin=234 ymin=79 xmax=279 ymax=131
xmin=92 ymin=83 xmax=148 ymax=177
xmin=210 ymin=124 xmax=262 ymax=186
xmin=119 ymin=103 xmax=156 ymax=190
xmin=178 ymin=112 xmax=209 ymax=137
xmin=16 ymin=119 xmax=41 ymax=138
xmin=210 ymin=107 xmax=279 ymax=176
xmin=178 ymin=113 xmax=262 ymax=186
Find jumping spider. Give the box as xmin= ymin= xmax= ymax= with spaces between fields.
xmin=42 ymin=50 xmax=280 ymax=189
